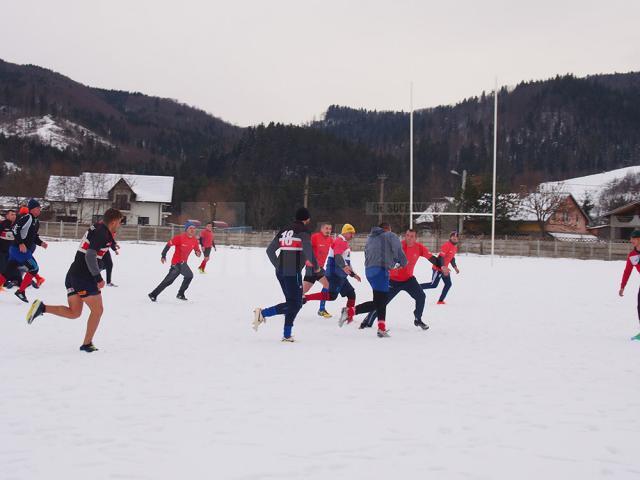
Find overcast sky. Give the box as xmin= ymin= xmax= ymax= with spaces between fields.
xmin=2 ymin=0 xmax=639 ymax=126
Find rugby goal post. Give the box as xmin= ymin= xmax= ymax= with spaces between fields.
xmin=409 ymin=79 xmax=499 ymax=266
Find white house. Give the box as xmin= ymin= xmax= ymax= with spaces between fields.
xmin=45 ymin=173 xmax=173 ymax=226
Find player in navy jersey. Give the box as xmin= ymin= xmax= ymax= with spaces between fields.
xmin=26 ymin=209 xmax=123 ymax=352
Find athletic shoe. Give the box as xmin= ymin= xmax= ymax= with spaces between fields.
xmin=281 ymin=336 xmax=296 ymax=343
xmin=338 ymin=307 xmax=350 ymax=327
xmin=31 ymin=280 xmax=39 ymax=289
xmin=4 ymin=280 xmax=15 ymax=289
xmin=252 ymin=308 xmax=266 ymax=331
xmin=437 ymin=301 xmax=446 ymax=305
xmin=414 ymin=318 xmax=429 ymax=330
xmin=359 ymin=321 xmax=369 ymax=329
xmin=107 ymin=283 xmax=118 ymax=287
xmin=176 ymin=293 xmax=188 ymax=301
xmin=26 ymin=299 xmax=45 ymax=325
xmin=148 ymin=293 xmax=157 ymax=302
xmin=198 ymin=268 xmax=205 ymax=274
xmin=631 ymin=333 xmax=640 ymax=341
xmin=79 ymin=343 xmax=99 ymax=353
xmin=317 ymin=309 xmax=332 ymax=318
xmin=15 ymin=290 xmax=28 ymax=303
xmin=377 ymin=329 xmax=391 ymax=338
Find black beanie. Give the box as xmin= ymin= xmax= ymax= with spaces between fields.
xmin=295 ymin=207 xmax=310 ymax=221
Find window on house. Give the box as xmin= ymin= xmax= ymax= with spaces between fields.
xmin=92 ymin=214 xmax=102 ymax=223
xmin=114 ymin=194 xmax=130 ymax=210
xmin=138 ymin=217 xmax=149 ymax=226
xmin=562 ymin=211 xmax=569 ymax=222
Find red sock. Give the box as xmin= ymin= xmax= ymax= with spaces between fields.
xmin=19 ymin=273 xmax=34 ymax=292
xmin=305 ymin=291 xmax=331 ymax=301
xmin=378 ymin=320 xmax=386 ymax=331
xmin=199 ymin=260 xmax=206 ymax=270
xmin=346 ymin=298 xmax=355 ymax=318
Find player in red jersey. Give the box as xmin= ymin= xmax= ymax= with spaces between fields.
xmin=198 ymin=221 xmax=216 ymax=273
xmin=620 ymin=229 xmax=640 ymax=340
xmin=360 ymin=229 xmax=446 ymax=329
xmin=148 ymin=222 xmax=202 ymax=301
xmin=421 ymin=231 xmax=460 ymax=304
xmin=303 ymin=222 xmax=334 ymax=317
xmin=25 ymin=208 xmax=123 ymax=352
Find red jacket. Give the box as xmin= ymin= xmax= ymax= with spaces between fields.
xmin=621 ymin=248 xmax=640 ymax=289
xmin=391 ymin=241 xmax=434 ymax=282
xmin=164 ymin=233 xmax=201 ymax=265
xmin=433 ymin=240 xmax=458 ymax=270
xmin=199 ymin=229 xmax=215 ymax=248
xmin=311 ymin=232 xmax=333 ymax=269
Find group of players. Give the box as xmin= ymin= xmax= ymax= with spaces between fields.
xmin=252 ymin=207 xmax=460 ymax=341
xmin=2 ymin=202 xmax=639 ymax=350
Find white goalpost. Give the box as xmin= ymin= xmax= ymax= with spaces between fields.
xmin=409 ymin=79 xmax=499 ymax=265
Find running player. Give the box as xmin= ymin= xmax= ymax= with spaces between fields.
xmin=360 ymin=228 xmax=447 ymax=330
xmin=620 ymin=229 xmax=640 ymax=340
xmin=304 ymin=223 xmax=361 ymax=322
xmin=0 ymin=209 xmax=21 ymax=289
xmin=303 ymin=222 xmax=333 ymax=317
xmin=0 ymin=199 xmax=48 ymax=302
xmin=421 ymin=231 xmax=460 ymax=304
xmin=347 ymin=223 xmax=406 ymax=337
xmin=198 ymin=221 xmax=216 ymax=273
xmin=253 ymin=207 xmax=314 ymax=342
xmin=25 ymin=208 xmax=124 ymax=352
xmin=148 ymin=221 xmax=202 ymax=301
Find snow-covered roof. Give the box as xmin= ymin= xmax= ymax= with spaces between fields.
xmin=547 ymin=232 xmax=599 ymax=242
xmin=46 ymin=173 xmax=174 ymax=203
xmin=540 ymin=165 xmax=640 ymax=204
xmin=414 ymin=198 xmax=455 ymax=224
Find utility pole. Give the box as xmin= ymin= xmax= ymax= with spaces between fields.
xmin=377 ymin=174 xmax=388 ymax=225
xmin=303 ymin=174 xmax=309 ymax=208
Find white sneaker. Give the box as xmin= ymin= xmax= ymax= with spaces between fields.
xmin=281 ymin=336 xmax=295 ymax=343
xmin=252 ymin=308 xmax=265 ymax=331
xmin=338 ymin=307 xmax=350 ymax=327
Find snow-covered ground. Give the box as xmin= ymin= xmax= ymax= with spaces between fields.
xmin=1 ymin=240 xmax=640 ymax=479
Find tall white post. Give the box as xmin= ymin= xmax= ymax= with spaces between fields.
xmin=409 ymin=81 xmax=414 ymax=228
xmin=491 ymin=78 xmax=498 ymax=266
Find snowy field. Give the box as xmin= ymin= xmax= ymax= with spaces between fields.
xmin=1 ymin=239 xmax=640 ymax=480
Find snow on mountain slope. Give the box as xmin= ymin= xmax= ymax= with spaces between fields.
xmin=0 ymin=114 xmax=113 ymax=151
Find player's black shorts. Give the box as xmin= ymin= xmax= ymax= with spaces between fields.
xmin=203 ymin=247 xmax=212 ymax=257
xmin=65 ymin=272 xmax=101 ymax=298
xmin=304 ymin=267 xmax=326 ymax=284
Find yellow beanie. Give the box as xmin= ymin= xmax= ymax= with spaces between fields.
xmin=341 ymin=223 xmax=356 ymax=234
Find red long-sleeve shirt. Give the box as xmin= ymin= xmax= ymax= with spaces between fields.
xmin=311 ymin=232 xmax=333 ymax=269
xmin=621 ymin=248 xmax=640 ymax=289
xmin=391 ymin=241 xmax=435 ymax=282
xmin=432 ymin=240 xmax=458 ymax=270
xmin=163 ymin=233 xmax=201 ymax=265
xmin=199 ymin=229 xmax=215 ymax=248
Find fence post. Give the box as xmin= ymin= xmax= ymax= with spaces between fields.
xmin=154 ymin=226 xmax=158 ymax=242
xmin=137 ymin=225 xmax=141 ymax=243
xmin=608 ymin=241 xmax=612 ymax=261
xmin=536 ymin=240 xmax=540 ymax=257
xmin=45 ymin=222 xmax=49 ymax=236
xmin=554 ymin=239 xmax=558 ymax=257
xmin=59 ymin=221 xmax=63 ymax=239
xmin=171 ymin=225 xmax=175 ymax=238
xmin=75 ymin=222 xmax=79 ymax=238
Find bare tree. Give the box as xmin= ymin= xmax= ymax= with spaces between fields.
xmin=520 ymin=183 xmax=567 ymax=237
xmin=86 ymin=173 xmax=110 ymax=221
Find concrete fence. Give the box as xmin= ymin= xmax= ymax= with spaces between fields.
xmin=40 ymin=222 xmax=632 ymax=261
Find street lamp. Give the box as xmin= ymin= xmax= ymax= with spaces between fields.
xmin=451 ymin=169 xmax=467 ymax=234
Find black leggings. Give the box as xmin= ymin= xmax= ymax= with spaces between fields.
xmin=355 ymin=290 xmax=389 ymax=321
xmin=103 ymin=252 xmax=113 ymax=284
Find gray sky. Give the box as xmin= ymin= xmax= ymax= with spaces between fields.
xmin=2 ymin=0 xmax=639 ymax=126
